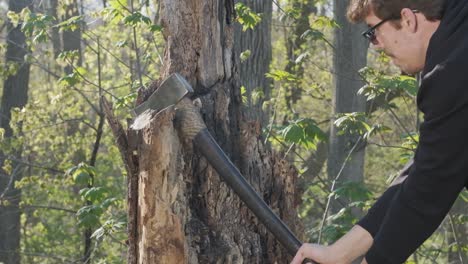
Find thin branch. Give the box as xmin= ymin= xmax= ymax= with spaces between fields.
xmin=0 ymin=165 xmax=23 ymax=200
xmin=448 ymin=213 xmax=465 ymax=264
xmin=318 ymin=136 xmax=363 ymax=244
xmin=22 ymin=205 xmax=76 ymax=214
xmin=6 ymin=157 xmax=64 ymax=174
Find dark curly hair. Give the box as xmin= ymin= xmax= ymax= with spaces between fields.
xmin=347 ymin=0 xmax=445 ymax=24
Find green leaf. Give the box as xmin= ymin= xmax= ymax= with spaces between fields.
xmin=331 ymin=181 xmax=373 ymax=202
xmin=240 ymin=50 xmax=251 ymax=62
xmin=123 ymin=12 xmax=151 ymax=27
xmin=235 ymin=3 xmax=262 ymax=31
xmin=76 ymin=205 xmax=103 ymax=228
xmin=278 ymin=118 xmax=327 ymax=150
xmin=73 ymin=171 xmax=91 ymax=185
xmin=300 ymin=29 xmax=325 ymax=41
xmin=334 ymin=112 xmax=370 ymax=136
xmin=7 ymin=11 xmax=20 ymax=27
xmin=240 ymin=86 xmax=248 ymax=104
xmin=55 ymin=15 xmax=83 ymax=32
xmin=265 ymin=70 xmax=297 ymax=82
xmin=67 ymin=163 xmax=96 ymax=186
xmin=150 ymin=24 xmax=163 ymax=32
xmin=79 ymin=187 xmax=107 ymax=203
xmin=312 ymin=16 xmax=340 ymax=30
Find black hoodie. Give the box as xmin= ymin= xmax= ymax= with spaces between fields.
xmin=358 ymin=0 xmax=468 ymax=263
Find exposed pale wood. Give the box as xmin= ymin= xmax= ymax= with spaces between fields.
xmin=103 ymin=1 xmax=305 ymax=263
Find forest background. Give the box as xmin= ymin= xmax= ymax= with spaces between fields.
xmin=0 ymin=0 xmax=466 ymax=263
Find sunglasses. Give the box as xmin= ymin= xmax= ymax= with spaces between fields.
xmin=362 ymin=9 xmax=419 ymax=44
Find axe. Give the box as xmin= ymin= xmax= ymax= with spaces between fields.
xmin=133 ymin=73 xmax=316 ymax=264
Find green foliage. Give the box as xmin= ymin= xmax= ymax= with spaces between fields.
xmin=278 ymin=118 xmax=327 ymax=150
xmin=67 ymin=162 xmax=96 ymax=186
xmin=334 ymin=112 xmax=370 ymax=136
xmin=240 ymin=49 xmax=251 ymax=62
xmin=235 ymin=3 xmax=262 ymax=31
xmin=399 ymin=133 xmax=419 ymax=164
xmin=266 ymin=69 xmax=298 ymax=82
xmin=123 ymin=12 xmax=151 ymax=27
xmin=55 ymin=15 xmax=83 ymax=31
xmin=359 ymin=67 xmax=418 ymax=101
xmin=20 ymin=9 xmax=55 ymax=43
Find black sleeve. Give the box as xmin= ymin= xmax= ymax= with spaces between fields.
xmin=357 ymin=184 xmax=399 ymax=238
xmin=364 ymin=103 xmax=468 ymax=263
xmin=357 ymin=160 xmax=413 ymax=237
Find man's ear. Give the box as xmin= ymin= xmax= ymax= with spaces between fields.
xmin=400 ymin=8 xmax=418 ymax=32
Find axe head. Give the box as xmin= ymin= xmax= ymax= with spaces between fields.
xmin=133 ymin=73 xmax=194 ymax=116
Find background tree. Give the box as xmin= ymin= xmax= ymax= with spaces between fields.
xmin=326 ymin=0 xmax=368 ymax=218
xmin=0 ymin=1 xmax=33 ymax=263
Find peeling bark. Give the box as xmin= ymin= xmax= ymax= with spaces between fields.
xmin=104 ymin=0 xmax=304 ymax=263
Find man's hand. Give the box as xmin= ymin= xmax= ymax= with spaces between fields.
xmin=290 ymin=243 xmax=332 ymax=264
xmin=290 ymin=225 xmax=373 ymax=264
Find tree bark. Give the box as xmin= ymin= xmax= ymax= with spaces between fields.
xmin=62 ymin=0 xmax=82 ymax=74
xmin=104 ymin=0 xmax=304 ymax=263
xmin=46 ymin=0 xmax=61 ymax=58
xmin=234 ymin=0 xmax=273 ymax=127
xmin=0 ymin=1 xmax=33 ymax=263
xmin=284 ymin=0 xmax=316 ymax=112
xmin=328 ymin=0 xmax=368 ymax=213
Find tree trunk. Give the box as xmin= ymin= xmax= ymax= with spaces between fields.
xmin=234 ymin=0 xmax=273 ymax=127
xmin=46 ymin=0 xmax=61 ymax=59
xmin=104 ymin=1 xmax=304 ymax=263
xmin=0 ymin=1 xmax=33 ymax=263
xmin=284 ymin=0 xmax=316 ymax=113
xmin=62 ymin=0 xmax=82 ymax=74
xmin=328 ymin=0 xmax=367 ymax=214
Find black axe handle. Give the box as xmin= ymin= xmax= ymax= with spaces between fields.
xmin=194 ymin=128 xmax=317 ymax=264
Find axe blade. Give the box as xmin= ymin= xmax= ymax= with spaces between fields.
xmin=133 ymin=73 xmax=194 ymax=116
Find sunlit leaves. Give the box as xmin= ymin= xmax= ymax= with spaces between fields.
xmin=266 ymin=69 xmax=298 ymax=82
xmin=77 ymin=187 xmax=118 ymax=228
xmin=77 ymin=205 xmax=103 ymax=228
xmin=235 ymin=3 xmax=262 ymax=31
xmin=331 ymin=181 xmax=373 ymax=202
xmin=114 ymin=92 xmax=137 ymax=109
xmin=334 ymin=112 xmax=370 ymax=136
xmin=399 ymin=133 xmax=419 ymax=163
xmin=7 ymin=7 xmax=55 ymax=43
xmin=66 ymin=162 xmax=96 ymax=186
xmin=240 ymin=49 xmax=251 ymax=62
xmin=312 ymin=16 xmax=340 ymax=30
xmin=123 ymin=12 xmax=151 ymax=27
xmin=278 ymin=118 xmax=327 ymax=150
xmin=58 ymin=67 xmax=87 ymax=87
xmin=358 ymin=67 xmax=418 ymax=101
xmin=55 ymin=15 xmax=83 ymax=32
xmin=91 ymin=219 xmax=125 ymax=241
xmin=300 ymin=28 xmax=325 ymax=42
xmin=7 ymin=11 xmax=20 ymax=27
xmin=79 ymin=187 xmax=107 ymax=203
xmin=240 ymin=86 xmax=248 ymax=104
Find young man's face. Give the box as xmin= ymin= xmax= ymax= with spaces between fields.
xmin=364 ymin=8 xmax=426 ymax=74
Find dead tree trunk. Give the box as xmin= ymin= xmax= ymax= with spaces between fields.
xmin=103 ymin=0 xmax=304 ymax=263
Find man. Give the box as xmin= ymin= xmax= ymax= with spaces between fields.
xmin=291 ymin=0 xmax=468 ymax=263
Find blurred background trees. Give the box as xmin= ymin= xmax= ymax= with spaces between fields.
xmin=0 ymin=0 xmax=465 ymax=263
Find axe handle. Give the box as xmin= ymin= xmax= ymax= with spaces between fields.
xmin=194 ymin=128 xmax=317 ymax=264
